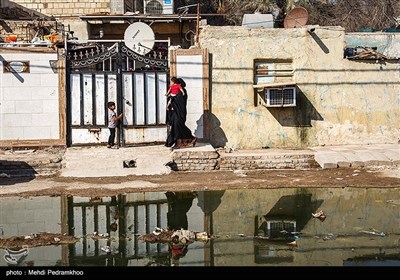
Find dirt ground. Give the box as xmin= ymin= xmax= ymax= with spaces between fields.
xmin=1 ymin=166 xmax=399 ymax=198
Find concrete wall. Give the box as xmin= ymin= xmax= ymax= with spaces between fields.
xmin=176 ymin=54 xmax=204 ymax=138
xmin=172 ymin=48 xmax=210 ymax=141
xmin=0 ymin=51 xmax=60 ymax=142
xmin=199 ymin=26 xmax=400 ymax=149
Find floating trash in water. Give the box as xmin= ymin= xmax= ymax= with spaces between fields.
xmin=359 ymin=228 xmax=385 ymax=237
xmin=312 ymin=210 xmax=326 ymax=221
xmin=323 ymin=233 xmax=336 ymax=241
xmin=0 ymin=173 xmax=10 ymax=178
xmin=101 ymin=246 xmax=111 ymax=253
xmin=386 ymin=200 xmax=400 ymax=206
xmin=152 ymin=227 xmax=164 ymax=235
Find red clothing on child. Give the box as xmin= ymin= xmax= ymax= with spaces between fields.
xmin=169 ymin=84 xmax=182 ymax=96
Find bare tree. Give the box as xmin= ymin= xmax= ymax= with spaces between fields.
xmin=216 ymin=0 xmax=400 ymax=31
xmin=305 ymin=0 xmax=400 ymax=32
xmin=223 ymin=0 xmax=281 ymax=25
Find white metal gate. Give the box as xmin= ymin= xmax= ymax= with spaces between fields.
xmin=67 ymin=42 xmax=169 ymax=146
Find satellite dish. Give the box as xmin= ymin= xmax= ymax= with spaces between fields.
xmin=124 ymin=22 xmax=155 ymax=55
xmin=284 ymin=7 xmax=308 ymax=28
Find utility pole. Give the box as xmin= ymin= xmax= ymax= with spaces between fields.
xmin=195 ymin=3 xmax=200 ymax=47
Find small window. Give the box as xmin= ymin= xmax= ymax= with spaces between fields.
xmin=254 ymin=59 xmax=293 ymax=86
xmin=3 ymin=61 xmax=30 ymax=73
xmin=253 ymin=59 xmax=296 ymax=107
xmin=254 ymin=61 xmax=273 ymax=84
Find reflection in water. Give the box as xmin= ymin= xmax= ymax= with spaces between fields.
xmin=1 ymin=188 xmax=400 ymax=266
xmin=166 ymin=191 xmax=196 ymax=231
xmin=165 ymin=191 xmax=196 ymax=266
xmin=254 ymin=192 xmax=323 ymax=264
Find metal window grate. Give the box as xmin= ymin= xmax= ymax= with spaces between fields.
xmin=265 ymin=87 xmax=296 ymax=107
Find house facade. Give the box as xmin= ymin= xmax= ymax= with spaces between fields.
xmin=2 ymin=1 xmax=399 ymax=149
xmin=199 ymin=26 xmax=400 ymax=149
xmin=5 ymin=0 xmax=197 ymax=48
xmin=0 ymin=0 xmax=200 ymax=148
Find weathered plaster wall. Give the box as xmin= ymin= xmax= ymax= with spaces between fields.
xmin=0 ymin=51 xmax=60 ymax=141
xmin=199 ymin=26 xmax=400 ymax=149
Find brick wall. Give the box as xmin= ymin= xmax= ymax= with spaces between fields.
xmin=172 ymin=150 xmax=219 ymax=171
xmin=171 ymin=149 xmax=319 ymax=171
xmin=12 ymin=0 xmax=111 ymax=17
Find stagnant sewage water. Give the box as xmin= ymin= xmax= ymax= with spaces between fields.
xmin=1 ymin=187 xmax=400 ymax=267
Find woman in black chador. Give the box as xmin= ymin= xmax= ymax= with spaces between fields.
xmin=165 ymin=78 xmax=197 ymax=149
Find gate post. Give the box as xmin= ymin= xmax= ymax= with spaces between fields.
xmin=116 ymin=42 xmax=125 ymax=147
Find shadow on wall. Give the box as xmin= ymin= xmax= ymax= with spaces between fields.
xmin=208 ymin=113 xmax=228 ymax=148
xmin=0 ymin=160 xmax=37 ymax=186
xmin=206 ymin=52 xmax=228 ymax=149
xmin=267 ymin=89 xmax=324 ymax=128
xmin=309 ymin=31 xmax=330 ymax=54
xmin=0 ymin=55 xmax=25 ymax=83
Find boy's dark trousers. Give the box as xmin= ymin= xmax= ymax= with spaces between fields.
xmin=108 ymin=128 xmax=116 ymax=146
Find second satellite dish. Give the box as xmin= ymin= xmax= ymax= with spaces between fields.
xmin=284 ymin=7 xmax=308 ymax=28
xmin=124 ymin=22 xmax=155 ymax=55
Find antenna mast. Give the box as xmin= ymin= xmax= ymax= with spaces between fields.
xmin=195 ymin=3 xmax=200 ymax=47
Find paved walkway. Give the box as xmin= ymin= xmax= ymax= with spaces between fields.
xmin=1 ymin=143 xmax=399 ymax=178
xmin=58 ymin=143 xmax=399 ymax=177
xmin=60 ymin=145 xmax=173 ymax=177
xmin=310 ymin=143 xmax=400 ymax=169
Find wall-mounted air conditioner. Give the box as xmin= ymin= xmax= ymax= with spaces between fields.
xmin=264 ymin=87 xmax=296 ymax=107
xmin=144 ymin=0 xmax=174 ymax=15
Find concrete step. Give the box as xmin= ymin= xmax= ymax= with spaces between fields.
xmin=218 ymin=155 xmax=319 ymax=170
xmin=0 ymin=167 xmax=60 ymax=177
xmin=59 ymin=145 xmax=173 ymax=177
xmin=312 ymin=145 xmax=400 ymax=169
xmin=0 ymin=160 xmax=62 ymax=177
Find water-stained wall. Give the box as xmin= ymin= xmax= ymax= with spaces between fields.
xmin=199 ymin=26 xmax=400 ymax=149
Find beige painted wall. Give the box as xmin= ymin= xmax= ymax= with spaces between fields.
xmin=199 ymin=26 xmax=400 ymax=149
